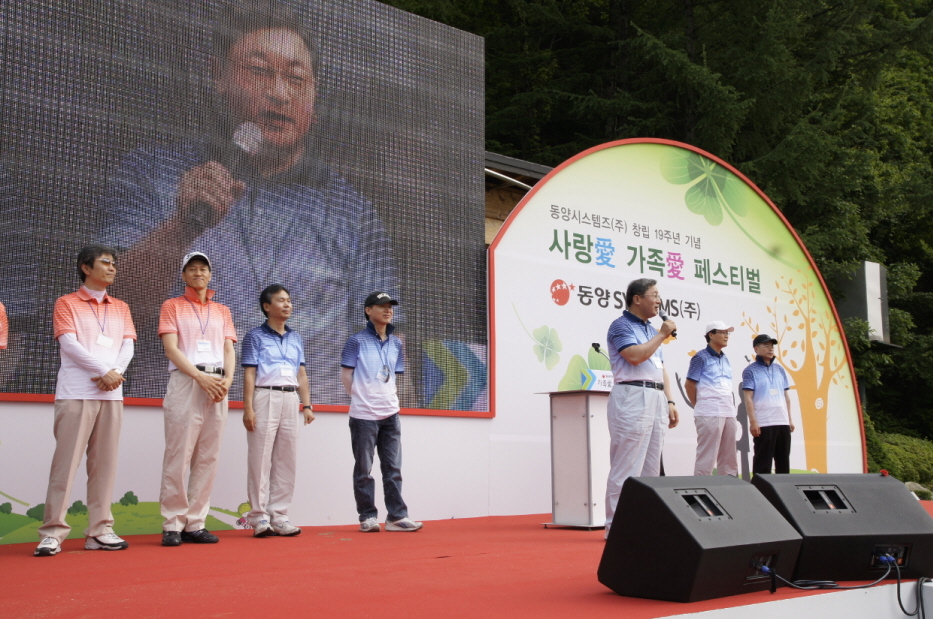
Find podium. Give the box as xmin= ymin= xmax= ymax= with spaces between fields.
xmin=545 ymin=390 xmax=611 ymax=528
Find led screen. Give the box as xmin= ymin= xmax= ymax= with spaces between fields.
xmin=0 ymin=0 xmax=487 ymax=411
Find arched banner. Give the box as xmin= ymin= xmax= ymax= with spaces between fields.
xmin=489 ymin=139 xmax=865 ymax=476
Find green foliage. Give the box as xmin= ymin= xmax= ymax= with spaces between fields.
xmin=67 ymin=500 xmax=88 ymax=516
xmin=872 ymin=432 xmax=933 ymax=486
xmin=26 ymin=503 xmax=44 ymax=521
xmin=119 ymin=491 xmax=138 ymax=507
xmin=0 ymin=502 xmax=11 ymax=514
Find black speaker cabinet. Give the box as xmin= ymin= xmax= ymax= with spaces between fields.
xmin=751 ymin=473 xmax=933 ymax=581
xmin=598 ymin=476 xmax=802 ymax=602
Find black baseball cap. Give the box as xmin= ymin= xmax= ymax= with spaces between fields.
xmin=753 ymin=334 xmax=778 ymax=346
xmin=364 ymin=291 xmax=399 ymax=307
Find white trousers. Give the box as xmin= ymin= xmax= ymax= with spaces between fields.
xmin=38 ymin=400 xmax=123 ymax=543
xmin=160 ymin=371 xmax=228 ymax=532
xmin=694 ymin=415 xmax=738 ymax=476
xmin=605 ymin=384 xmax=668 ymax=526
xmin=246 ymin=389 xmax=300 ymax=526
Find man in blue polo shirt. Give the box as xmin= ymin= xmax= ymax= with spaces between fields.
xmin=742 ymin=334 xmax=795 ymax=474
xmin=603 ymin=278 xmax=679 ymax=537
xmin=241 ymin=284 xmax=314 ymax=538
xmin=686 ymin=321 xmax=738 ymax=476
xmin=340 ymin=292 xmax=422 ymax=533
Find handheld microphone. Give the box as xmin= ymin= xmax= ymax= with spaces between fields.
xmin=658 ymin=308 xmax=677 ymax=339
xmin=592 ymin=342 xmax=610 ymax=359
xmin=188 ymin=122 xmax=262 ymax=231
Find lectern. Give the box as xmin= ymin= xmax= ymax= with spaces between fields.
xmin=545 ymin=390 xmax=610 ymax=528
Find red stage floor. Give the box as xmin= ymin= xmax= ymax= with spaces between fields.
xmin=4 ymin=505 xmax=932 ymax=619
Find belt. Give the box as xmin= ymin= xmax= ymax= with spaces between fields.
xmin=257 ymin=385 xmax=297 ymax=392
xmin=618 ymin=380 xmax=664 ymax=390
xmin=195 ymin=364 xmax=225 ymax=377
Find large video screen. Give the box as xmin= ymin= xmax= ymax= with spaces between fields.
xmin=0 ymin=0 xmax=487 ymax=412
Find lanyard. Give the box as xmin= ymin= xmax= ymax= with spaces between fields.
xmin=272 ymin=329 xmax=294 ymax=365
xmin=184 ymin=298 xmax=211 ymax=337
xmin=86 ymin=300 xmax=109 ymax=333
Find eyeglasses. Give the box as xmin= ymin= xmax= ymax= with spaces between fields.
xmin=96 ymin=258 xmax=117 ymax=267
xmin=234 ymin=62 xmax=313 ymax=91
xmin=639 ymin=293 xmax=662 ymax=301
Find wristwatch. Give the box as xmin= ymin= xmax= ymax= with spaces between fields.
xmin=303 ymin=405 xmax=313 ymax=411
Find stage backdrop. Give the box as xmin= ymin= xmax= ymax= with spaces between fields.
xmin=489 ymin=139 xmax=865 ymax=478
xmin=0 ymin=0 xmax=487 ymax=414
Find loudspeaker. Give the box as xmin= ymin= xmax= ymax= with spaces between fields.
xmin=751 ymin=473 xmax=933 ymax=581
xmin=598 ymin=476 xmax=802 ymax=602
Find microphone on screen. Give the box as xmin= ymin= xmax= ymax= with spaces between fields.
xmin=188 ymin=122 xmax=262 ymax=231
xmin=658 ymin=308 xmax=677 ymax=339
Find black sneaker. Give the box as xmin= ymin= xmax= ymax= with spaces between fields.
xmin=181 ymin=529 xmax=219 ymax=544
xmin=162 ymin=531 xmax=182 ymax=547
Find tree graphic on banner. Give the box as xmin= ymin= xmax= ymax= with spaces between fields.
xmin=739 ymin=274 xmax=851 ymax=473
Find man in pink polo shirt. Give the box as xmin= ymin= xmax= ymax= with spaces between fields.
xmin=35 ymin=245 xmax=137 ymax=557
xmin=158 ymin=251 xmax=236 ymax=546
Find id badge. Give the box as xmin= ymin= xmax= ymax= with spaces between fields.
xmin=770 ymin=388 xmax=778 ymax=396
xmin=96 ymin=333 xmax=114 ymax=349
xmin=652 ymin=356 xmax=663 ymax=369
xmin=280 ymin=366 xmax=295 ymax=378
xmin=377 ymin=365 xmax=390 ymax=383
xmin=197 ymin=340 xmax=212 ymax=353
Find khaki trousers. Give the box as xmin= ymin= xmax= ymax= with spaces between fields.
xmin=246 ymin=389 xmax=300 ymax=526
xmin=693 ymin=415 xmax=739 ymax=476
xmin=159 ymin=371 xmax=228 ymax=532
xmin=38 ymin=399 xmax=123 ymax=543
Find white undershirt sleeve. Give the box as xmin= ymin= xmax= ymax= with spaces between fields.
xmin=58 ymin=332 xmax=110 ymax=376
xmin=114 ymin=338 xmax=135 ymax=374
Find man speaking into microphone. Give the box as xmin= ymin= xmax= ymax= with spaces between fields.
xmin=100 ymin=3 xmax=399 ymax=402
xmin=603 ymin=278 xmax=679 ymax=539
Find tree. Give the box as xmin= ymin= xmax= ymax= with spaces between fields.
xmin=26 ymin=503 xmax=44 ymax=521
xmin=0 ymin=502 xmax=12 ymax=514
xmin=67 ymin=500 xmax=88 ymax=516
xmin=119 ymin=491 xmax=138 ymax=506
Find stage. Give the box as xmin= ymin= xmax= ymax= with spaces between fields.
xmin=5 ymin=508 xmax=932 ymax=618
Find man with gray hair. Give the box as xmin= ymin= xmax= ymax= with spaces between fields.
xmin=603 ymin=278 xmax=679 ymax=538
xmin=686 ymin=321 xmax=738 ymax=476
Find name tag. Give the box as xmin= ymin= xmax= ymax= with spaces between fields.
xmin=770 ymin=388 xmax=779 ymax=396
xmin=197 ymin=340 xmax=212 ymax=353
xmin=96 ymin=334 xmax=114 ymax=349
xmin=280 ymin=366 xmax=295 ymax=378
xmin=652 ymin=356 xmax=663 ymax=369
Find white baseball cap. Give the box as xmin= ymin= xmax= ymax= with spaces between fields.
xmin=704 ymin=320 xmax=734 ymax=334
xmin=181 ymin=251 xmax=211 ymax=271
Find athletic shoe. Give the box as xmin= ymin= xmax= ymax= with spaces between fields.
xmin=359 ymin=517 xmax=381 ymax=532
xmin=272 ymin=521 xmax=301 ymax=537
xmin=162 ymin=531 xmax=181 ymax=547
xmin=181 ymin=529 xmax=219 ymax=544
xmin=386 ymin=517 xmax=423 ymax=532
xmin=253 ymin=520 xmax=275 ymax=538
xmin=34 ymin=537 xmax=61 ymax=557
xmin=85 ymin=532 xmax=129 ymax=551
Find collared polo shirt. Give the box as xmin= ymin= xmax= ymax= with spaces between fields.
xmin=606 ymin=310 xmax=664 ymax=383
xmin=341 ymin=322 xmax=404 ymax=421
xmin=0 ymin=301 xmax=7 ymax=349
xmin=741 ymin=357 xmax=791 ymax=427
xmin=241 ymin=321 xmax=305 ymax=387
xmin=158 ymin=286 xmax=236 ymax=371
xmin=686 ymin=345 xmax=735 ymax=417
xmin=53 ymin=287 xmax=137 ymax=400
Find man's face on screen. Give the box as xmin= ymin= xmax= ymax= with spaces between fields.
xmin=217 ymin=28 xmax=316 ymax=153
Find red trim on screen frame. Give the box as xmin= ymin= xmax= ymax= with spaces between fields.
xmin=0 ymin=392 xmax=494 ymax=418
xmin=486 ymin=137 xmax=866 ymax=472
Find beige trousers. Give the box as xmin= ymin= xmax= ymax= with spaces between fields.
xmin=693 ymin=415 xmax=738 ymax=476
xmin=246 ymin=389 xmax=300 ymax=526
xmin=38 ymin=399 xmax=123 ymax=543
xmin=159 ymin=371 xmax=228 ymax=532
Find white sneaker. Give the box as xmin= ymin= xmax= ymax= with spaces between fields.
xmin=85 ymin=532 xmax=129 ymax=550
xmin=272 ymin=521 xmax=301 ymax=537
xmin=386 ymin=517 xmax=423 ymax=532
xmin=359 ymin=517 xmax=381 ymax=532
xmin=253 ymin=520 xmax=275 ymax=538
xmin=35 ymin=537 xmax=61 ymax=557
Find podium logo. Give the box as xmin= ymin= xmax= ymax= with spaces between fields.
xmin=550 ymin=279 xmax=573 ymax=305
